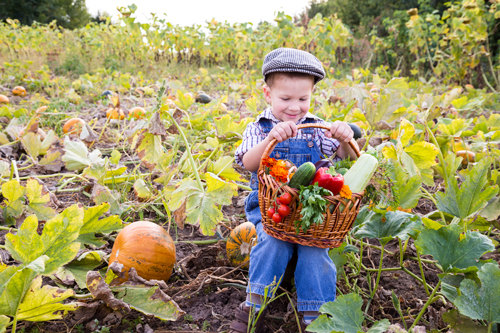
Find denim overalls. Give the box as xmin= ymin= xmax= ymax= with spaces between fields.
xmin=244 ymin=117 xmax=337 ymax=312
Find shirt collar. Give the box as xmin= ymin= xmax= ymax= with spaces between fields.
xmin=256 ymin=108 xmax=322 ymax=124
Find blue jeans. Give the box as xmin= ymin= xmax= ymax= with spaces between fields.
xmin=245 ymin=192 xmax=337 ymax=312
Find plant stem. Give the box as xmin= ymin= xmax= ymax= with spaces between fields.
xmin=409 ymin=280 xmax=441 ymax=331
xmin=12 ymin=160 xmax=20 ymax=182
xmin=0 ymin=245 xmax=6 ymax=249
xmin=362 ymin=130 xmax=375 ymax=151
xmin=237 ymin=183 xmax=252 ymax=191
xmin=421 ymin=186 xmax=446 ymax=223
xmin=487 ymin=322 xmax=493 ymax=333
xmin=0 ymin=226 xmax=18 ymax=231
xmin=174 ymin=239 xmax=225 ymax=245
xmin=425 ymin=124 xmax=448 ymax=186
xmin=365 ymin=243 xmax=385 ymax=314
xmin=416 ymin=249 xmax=430 ymax=296
xmin=197 ymin=146 xmax=220 ymax=172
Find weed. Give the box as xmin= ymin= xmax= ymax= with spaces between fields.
xmin=202 ymin=320 xmax=211 ymax=331
xmin=184 ymin=314 xmax=194 ymax=322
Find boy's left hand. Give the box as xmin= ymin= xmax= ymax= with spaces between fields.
xmin=326 ymin=121 xmax=354 ymax=143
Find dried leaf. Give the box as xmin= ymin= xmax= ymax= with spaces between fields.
xmin=86 ymin=271 xmax=130 ymax=312
xmin=148 ymin=112 xmax=167 ymax=136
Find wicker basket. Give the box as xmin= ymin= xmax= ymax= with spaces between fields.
xmin=258 ymin=123 xmax=363 ymax=248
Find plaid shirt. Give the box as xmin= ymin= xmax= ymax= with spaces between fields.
xmin=235 ymin=108 xmax=340 ymax=167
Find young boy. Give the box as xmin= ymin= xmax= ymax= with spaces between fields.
xmin=231 ymin=48 xmax=357 ymax=333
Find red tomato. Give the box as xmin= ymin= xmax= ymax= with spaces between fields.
xmin=276 ymin=198 xmax=282 ymax=205
xmin=272 ymin=213 xmax=282 ymax=223
xmin=277 ymin=204 xmax=290 ymax=217
xmin=279 ymin=193 xmax=292 ymax=205
xmin=267 ymin=207 xmax=275 ymax=219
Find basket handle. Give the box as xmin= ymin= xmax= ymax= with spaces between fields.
xmin=259 ymin=123 xmax=361 ymax=170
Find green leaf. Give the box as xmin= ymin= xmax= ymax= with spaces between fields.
xmin=17 ymin=275 xmax=77 ymax=321
xmin=175 ymin=91 xmax=194 ymax=110
xmin=113 ymin=285 xmax=185 ymax=321
xmin=415 ymin=224 xmax=494 ymax=273
xmin=442 ymin=309 xmax=488 ymax=333
xmin=385 ymin=78 xmax=409 ymax=92
xmin=363 ymin=91 xmax=402 ymax=129
xmin=168 ymin=179 xmax=224 ymax=236
xmin=328 ymin=243 xmax=348 ymax=278
xmin=205 ymin=172 xmax=237 ymax=203
xmin=480 ymin=197 xmax=500 ymax=221
xmin=110 ymin=150 xmax=121 ymax=165
xmin=207 ymin=156 xmax=246 ymax=182
xmin=1 ymin=179 xmax=25 ymax=218
xmin=454 ymin=263 xmax=500 ymax=324
xmin=387 ymin=159 xmax=422 ymax=209
xmin=21 ymin=132 xmax=42 ymax=158
xmin=307 ymin=293 xmax=390 ymax=333
xmin=133 ymin=179 xmax=153 ymax=200
xmin=62 ymin=137 xmax=104 ymax=171
xmin=25 ymin=178 xmax=56 ymax=220
xmin=0 ymin=255 xmax=48 ymax=316
xmin=404 ymin=141 xmax=439 ymax=169
xmin=6 ymin=205 xmax=84 ymax=275
xmin=77 ymin=203 xmax=122 ymax=246
xmin=54 ymin=251 xmax=104 ymax=289
xmin=438 ymin=118 xmax=472 ymax=137
xmin=214 ymin=114 xmax=254 ymax=137
xmin=354 ymin=211 xmax=421 ymax=246
xmin=0 ymin=315 xmax=10 ymax=333
xmin=135 ymin=133 xmax=163 ymax=170
xmin=436 ymin=158 xmax=499 ymax=219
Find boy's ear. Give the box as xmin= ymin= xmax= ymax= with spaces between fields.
xmin=263 ymin=85 xmax=272 ymax=104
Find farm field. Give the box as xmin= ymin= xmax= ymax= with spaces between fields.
xmin=1 ymin=3 xmax=500 ymax=333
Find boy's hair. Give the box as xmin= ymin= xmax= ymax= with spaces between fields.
xmin=265 ymin=72 xmax=315 ymax=89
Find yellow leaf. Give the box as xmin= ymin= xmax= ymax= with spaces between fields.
xmin=404 ymin=141 xmax=439 ymax=169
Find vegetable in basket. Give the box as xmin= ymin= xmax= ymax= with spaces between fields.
xmin=311 ymin=166 xmax=344 ymax=195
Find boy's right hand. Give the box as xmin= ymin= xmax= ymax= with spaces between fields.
xmin=267 ymin=121 xmax=298 ymax=142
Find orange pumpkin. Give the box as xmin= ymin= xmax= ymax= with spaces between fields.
xmin=12 ymin=86 xmax=26 ymax=97
xmin=106 ymin=107 xmax=125 ymax=120
xmin=456 ymin=150 xmax=475 ymax=166
xmin=0 ymin=95 xmax=8 ymax=104
xmin=109 ymin=221 xmax=176 ymax=283
xmin=226 ymin=222 xmax=257 ymax=268
xmin=63 ymin=118 xmax=85 ymax=135
xmin=130 ymin=107 xmax=146 ymax=119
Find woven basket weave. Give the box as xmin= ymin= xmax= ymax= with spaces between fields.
xmin=258 ymin=123 xmax=363 ymax=248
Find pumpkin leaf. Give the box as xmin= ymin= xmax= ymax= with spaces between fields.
xmin=5 ymin=205 xmax=84 ymax=275
xmin=363 ymin=91 xmax=402 ymax=129
xmin=454 ymin=263 xmax=500 ymax=324
xmin=387 ymin=159 xmax=422 ymax=209
xmin=39 ymin=150 xmax=64 ymax=172
xmin=110 ymin=150 xmax=121 ymax=165
xmin=133 ymin=179 xmax=153 ymax=199
xmin=54 ymin=251 xmax=104 ymax=289
xmin=399 ymin=118 xmax=415 ymax=146
xmin=214 ymin=114 xmax=254 ymax=137
xmin=0 ymin=255 xmax=48 ymax=316
xmin=415 ymin=224 xmax=494 ymax=273
xmin=207 ymin=156 xmax=247 ymax=182
xmin=16 ymin=275 xmax=78 ymax=321
xmin=436 ymin=158 xmax=498 ymax=219
xmin=0 ymin=315 xmax=10 ymax=333
xmin=442 ymin=309 xmax=488 ymax=333
xmin=91 ymin=184 xmax=122 ymax=215
xmin=404 ymin=141 xmax=439 ymax=169
xmin=168 ymin=178 xmax=226 ymax=236
xmin=135 ymin=133 xmax=163 ymax=170
xmin=354 ymin=211 xmax=421 ymax=246
xmin=385 ymin=78 xmax=409 ymax=92
xmin=76 ymin=203 xmax=122 ymax=246
xmin=1 ymin=179 xmax=25 ymax=218
xmin=306 ymin=293 xmax=390 ymax=333
xmin=112 ymin=284 xmax=185 ymax=321
xmin=25 ymin=178 xmax=56 ymax=221
xmin=62 ymin=137 xmax=104 ymax=171
xmin=40 ymin=130 xmax=57 ymax=154
xmin=21 ymin=132 xmax=42 ymax=158
xmin=175 ymin=91 xmax=194 ymax=110
xmin=438 ymin=118 xmax=472 ymax=137
xmin=479 ymin=197 xmax=500 ymax=221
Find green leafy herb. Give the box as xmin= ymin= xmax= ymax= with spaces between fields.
xmin=297 ymin=183 xmax=332 ymax=233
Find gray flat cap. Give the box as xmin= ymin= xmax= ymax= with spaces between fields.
xmin=262 ymin=48 xmax=325 ymax=83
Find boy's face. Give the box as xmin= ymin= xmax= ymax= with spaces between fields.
xmin=263 ymin=75 xmax=314 ymax=123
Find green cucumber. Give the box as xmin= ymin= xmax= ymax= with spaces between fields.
xmin=288 ymin=162 xmax=316 ymax=189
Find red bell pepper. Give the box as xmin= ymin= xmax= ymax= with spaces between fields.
xmin=311 ymin=167 xmax=344 ymax=195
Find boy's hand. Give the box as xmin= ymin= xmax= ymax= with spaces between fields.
xmin=268 ymin=121 xmax=298 ymax=142
xmin=326 ymin=121 xmax=354 ymax=143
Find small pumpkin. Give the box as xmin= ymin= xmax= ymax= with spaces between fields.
xmin=12 ymin=86 xmax=26 ymax=97
xmin=101 ymin=90 xmax=113 ymax=97
xmin=35 ymin=106 xmax=48 ymax=114
xmin=226 ymin=222 xmax=257 ymax=268
xmin=130 ymin=106 xmax=146 ymax=120
xmin=456 ymin=150 xmax=475 ymax=166
xmin=63 ymin=118 xmax=86 ymax=135
xmin=18 ymin=128 xmax=47 ymax=140
xmin=109 ymin=221 xmax=176 ymax=283
xmin=0 ymin=95 xmax=9 ymax=104
xmin=106 ymin=107 xmax=125 ymax=120
xmin=195 ymin=92 xmax=211 ymax=104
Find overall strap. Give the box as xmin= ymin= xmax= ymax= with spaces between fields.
xmin=258 ymin=118 xmax=273 ymax=135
